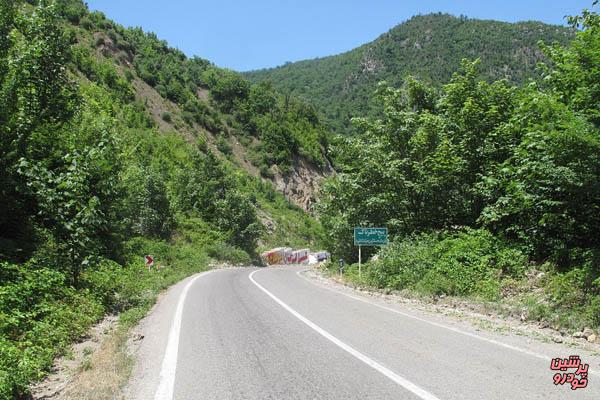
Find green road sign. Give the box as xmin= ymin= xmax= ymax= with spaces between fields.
xmin=354 ymin=227 xmax=388 ymax=246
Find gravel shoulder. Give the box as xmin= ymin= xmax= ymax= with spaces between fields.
xmin=29 ymin=315 xmax=119 ymax=399
xmin=300 ymin=267 xmax=600 ymax=358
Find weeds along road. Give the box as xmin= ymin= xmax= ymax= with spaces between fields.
xmin=125 ymin=266 xmax=600 ymax=400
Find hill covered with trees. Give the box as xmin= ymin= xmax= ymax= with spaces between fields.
xmin=245 ymin=13 xmax=573 ymax=135
xmin=0 ymin=0 xmax=328 ymax=397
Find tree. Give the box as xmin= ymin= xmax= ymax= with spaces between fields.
xmin=214 ymin=190 xmax=261 ymax=253
xmin=127 ymin=167 xmax=175 ymax=240
xmin=176 ymin=152 xmax=261 ymax=252
xmin=476 ymin=8 xmax=600 ymax=263
xmin=479 ymin=83 xmax=600 ymax=263
xmin=202 ymin=67 xmax=250 ymax=111
xmin=18 ymin=127 xmax=123 ymax=287
xmin=248 ymin=81 xmax=277 ymax=115
xmin=541 ymin=9 xmax=600 ymax=127
xmin=0 ymin=1 xmax=77 ymax=259
xmin=320 ymin=62 xmax=520 ymax=259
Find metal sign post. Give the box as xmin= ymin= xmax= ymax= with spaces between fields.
xmin=358 ymin=245 xmax=362 ymax=278
xmin=354 ymin=227 xmax=388 ymax=278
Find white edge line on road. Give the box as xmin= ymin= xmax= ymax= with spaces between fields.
xmin=249 ymin=269 xmax=441 ymax=400
xmin=296 ymin=269 xmax=600 ymax=378
xmin=154 ymin=270 xmax=215 ymax=400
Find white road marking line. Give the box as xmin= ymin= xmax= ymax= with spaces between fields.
xmin=249 ymin=269 xmax=442 ymax=400
xmin=154 ymin=270 xmax=215 ymax=400
xmin=296 ymin=269 xmax=600 ymax=378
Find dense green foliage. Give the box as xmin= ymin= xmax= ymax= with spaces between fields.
xmin=0 ymin=1 xmax=325 ymax=397
xmin=0 ymin=240 xmax=211 ymax=399
xmin=334 ymin=229 xmax=526 ymax=300
xmin=246 ymin=13 xmax=573 ymax=135
xmin=319 ymin=9 xmax=600 ymax=329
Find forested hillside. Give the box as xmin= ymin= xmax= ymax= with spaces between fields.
xmin=319 ymin=9 xmax=600 ymax=333
xmin=0 ymin=0 xmax=327 ymax=397
xmin=245 ymin=13 xmax=573 ymax=135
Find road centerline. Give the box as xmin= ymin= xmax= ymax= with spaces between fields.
xmin=248 ymin=269 xmax=442 ymax=400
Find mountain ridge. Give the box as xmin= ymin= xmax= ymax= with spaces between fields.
xmin=244 ymin=13 xmax=574 ymax=135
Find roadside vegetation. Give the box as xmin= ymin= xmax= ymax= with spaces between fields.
xmin=320 ymin=8 xmax=600 ymax=332
xmin=0 ymin=1 xmax=325 ymax=398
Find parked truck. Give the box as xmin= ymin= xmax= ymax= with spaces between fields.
xmin=295 ymin=249 xmax=310 ymax=264
xmin=261 ymin=247 xmax=315 ymax=265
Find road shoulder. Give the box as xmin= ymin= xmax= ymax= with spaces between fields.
xmin=298 ymin=267 xmax=600 ymax=360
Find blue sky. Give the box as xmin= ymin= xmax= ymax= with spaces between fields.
xmin=86 ymin=0 xmax=593 ymax=72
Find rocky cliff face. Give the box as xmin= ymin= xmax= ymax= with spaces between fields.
xmin=272 ymin=156 xmax=334 ymax=212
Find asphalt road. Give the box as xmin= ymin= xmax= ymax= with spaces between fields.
xmin=125 ymin=266 xmax=600 ymax=400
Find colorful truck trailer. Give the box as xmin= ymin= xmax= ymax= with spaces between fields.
xmin=295 ymin=249 xmax=310 ymax=264
xmin=261 ymin=247 xmax=286 ymax=265
xmin=261 ymin=247 xmax=316 ymax=265
xmin=285 ymin=251 xmax=298 ymax=264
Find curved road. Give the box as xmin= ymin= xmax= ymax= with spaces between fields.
xmin=125 ymin=266 xmax=600 ymax=400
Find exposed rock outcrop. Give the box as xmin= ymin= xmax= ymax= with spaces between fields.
xmin=272 ymin=156 xmax=334 ymax=212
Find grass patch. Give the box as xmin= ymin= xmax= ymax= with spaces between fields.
xmin=60 ymin=323 xmax=132 ymax=400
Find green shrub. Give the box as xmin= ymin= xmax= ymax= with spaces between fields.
xmin=586 ymin=296 xmax=600 ymax=327
xmin=422 ymin=229 xmax=500 ymax=296
xmin=94 ymin=35 xmax=105 ymax=48
xmin=371 ymin=233 xmax=438 ymax=289
xmin=248 ymin=148 xmax=263 ymax=167
xmin=182 ymin=110 xmax=195 ymax=126
xmin=238 ymin=134 xmax=252 ymax=147
xmin=124 ymin=69 xmax=134 ymax=82
xmin=196 ymin=134 xmax=208 ymax=153
xmin=369 ymin=229 xmax=527 ymax=299
xmin=546 ymin=268 xmax=586 ymax=309
xmin=171 ymin=244 xmax=210 ymax=270
xmin=81 ymin=259 xmax=123 ymax=311
xmin=107 ymin=29 xmax=118 ymax=43
xmin=540 ymin=265 xmax=600 ymax=329
xmin=0 ymin=262 xmax=105 ymax=397
xmin=206 ymin=242 xmax=252 ymax=265
xmin=259 ymin=164 xmax=275 ymax=179
xmin=216 ymin=136 xmax=232 ymax=155
xmin=80 ymin=16 xmax=93 ymax=30
xmin=352 ymin=229 xmax=598 ymax=328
